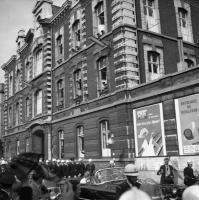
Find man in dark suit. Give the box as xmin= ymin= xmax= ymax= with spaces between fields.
xmin=157 ymin=157 xmax=174 ymax=184
xmin=116 ymin=164 xmax=141 ymax=200
xmin=184 ymin=160 xmax=196 ymax=186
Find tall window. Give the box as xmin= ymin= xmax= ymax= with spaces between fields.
xmin=9 ymin=74 xmax=13 ymax=96
xmin=178 ymin=7 xmax=192 ymax=42
xmin=34 ymin=49 xmax=43 ymax=77
xmin=8 ymin=106 xmax=12 ymax=127
xmin=26 ymin=97 xmax=30 ymax=118
xmin=56 ymin=35 xmax=63 ymax=56
xmin=16 ymin=69 xmax=20 ymax=92
xmin=25 ymin=62 xmax=30 ymax=81
xmin=97 ymin=57 xmax=108 ymax=92
xmin=15 ymin=102 xmax=20 ymax=125
xmin=16 ymin=140 xmax=20 ymax=155
xmin=147 ymin=51 xmax=160 ymax=74
xmin=77 ymin=126 xmax=84 ymax=158
xmin=58 ymin=130 xmax=64 ymax=159
xmin=57 ymin=79 xmax=64 ymax=108
xmin=72 ymin=20 xmax=81 ymax=49
xmin=35 ymin=90 xmax=42 ymax=115
xmin=95 ymin=1 xmax=105 ymax=34
xmin=74 ymin=69 xmax=82 ymax=98
xmin=100 ymin=120 xmax=111 ymax=157
xmin=143 ymin=0 xmax=160 ymax=33
xmin=25 ymin=138 xmax=30 ymax=152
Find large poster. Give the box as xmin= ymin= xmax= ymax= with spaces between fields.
xmin=133 ymin=103 xmax=166 ymax=157
xmin=175 ymin=94 xmax=199 ymax=155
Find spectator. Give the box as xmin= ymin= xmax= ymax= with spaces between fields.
xmin=116 ymin=164 xmax=141 ymax=200
xmin=182 ymin=185 xmax=199 ymax=200
xmin=184 ymin=160 xmax=196 ymax=186
xmin=85 ymin=159 xmax=95 ymax=176
xmin=157 ymin=157 xmax=174 ymax=184
xmin=119 ymin=188 xmax=151 ymax=200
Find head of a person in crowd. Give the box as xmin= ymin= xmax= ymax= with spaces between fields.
xmin=182 ymin=185 xmax=199 ymax=200
xmin=187 ymin=160 xmax=193 ymax=168
xmin=88 ymin=158 xmax=92 ymax=164
xmin=109 ymin=159 xmax=115 ymax=167
xmin=164 ymin=157 xmax=169 ymax=165
xmin=119 ymin=188 xmax=151 ymax=200
xmin=124 ymin=164 xmax=139 ymax=185
xmin=0 ymin=169 xmax=16 ymax=190
xmin=52 ymin=158 xmax=56 ymax=163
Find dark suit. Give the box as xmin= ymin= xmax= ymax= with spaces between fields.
xmin=157 ymin=164 xmax=174 ymax=184
xmin=184 ymin=166 xmax=196 ymax=186
xmin=116 ymin=181 xmax=141 ymax=200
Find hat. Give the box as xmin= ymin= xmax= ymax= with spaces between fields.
xmin=164 ymin=157 xmax=169 ymax=161
xmin=1 ymin=160 xmax=8 ymax=165
xmin=124 ymin=164 xmax=139 ymax=176
xmin=52 ymin=158 xmax=56 ymax=162
xmin=0 ymin=171 xmax=15 ymax=186
xmin=88 ymin=159 xmax=92 ymax=162
xmin=187 ymin=160 xmax=193 ymax=165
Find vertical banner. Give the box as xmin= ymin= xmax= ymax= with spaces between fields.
xmin=133 ymin=103 xmax=166 ymax=157
xmin=175 ymin=94 xmax=199 ymax=155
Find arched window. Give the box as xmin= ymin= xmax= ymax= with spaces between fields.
xmin=26 ymin=97 xmax=30 ymax=118
xmin=25 ymin=61 xmax=30 ymax=81
xmin=77 ymin=126 xmax=84 ymax=158
xmin=34 ymin=48 xmax=43 ymax=77
xmin=8 ymin=106 xmax=13 ymax=127
xmin=57 ymin=79 xmax=64 ymax=108
xmin=178 ymin=8 xmax=188 ymax=28
xmin=100 ymin=120 xmax=111 ymax=157
xmin=16 ymin=69 xmax=20 ymax=92
xmin=73 ymin=69 xmax=82 ymax=98
xmin=35 ymin=90 xmax=42 ymax=115
xmin=97 ymin=57 xmax=108 ymax=93
xmin=15 ymin=102 xmax=20 ymax=125
xmin=9 ymin=74 xmax=13 ymax=96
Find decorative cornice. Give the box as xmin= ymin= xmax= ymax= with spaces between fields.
xmin=1 ymin=55 xmax=17 ymax=70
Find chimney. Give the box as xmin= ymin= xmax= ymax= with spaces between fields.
xmin=16 ymin=29 xmax=26 ymax=50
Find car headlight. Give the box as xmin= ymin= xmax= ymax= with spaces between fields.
xmin=172 ymin=188 xmax=177 ymax=194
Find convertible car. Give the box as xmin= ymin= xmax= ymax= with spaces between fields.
xmin=79 ymin=167 xmax=185 ymax=200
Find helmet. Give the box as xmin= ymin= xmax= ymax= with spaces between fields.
xmin=124 ymin=164 xmax=139 ymax=176
xmin=182 ymin=185 xmax=199 ymax=200
xmin=187 ymin=160 xmax=193 ymax=165
xmin=119 ymin=188 xmax=151 ymax=200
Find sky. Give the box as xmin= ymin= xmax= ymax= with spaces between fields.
xmin=0 ymin=0 xmax=65 ymax=83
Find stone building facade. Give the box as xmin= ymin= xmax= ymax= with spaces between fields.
xmin=1 ymin=0 xmax=199 ymax=172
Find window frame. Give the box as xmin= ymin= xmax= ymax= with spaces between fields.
xmin=178 ymin=7 xmax=188 ymax=28
xmin=35 ymin=89 xmax=42 ymax=116
xmin=147 ymin=51 xmax=160 ymax=74
xmin=16 ymin=140 xmax=20 ymax=155
xmin=26 ymin=97 xmax=30 ymax=118
xmin=73 ymin=69 xmax=83 ymax=98
xmin=57 ymin=79 xmax=64 ymax=107
xmin=100 ymin=120 xmax=111 ymax=157
xmin=97 ymin=57 xmax=108 ymax=92
xmin=95 ymin=1 xmax=105 ymax=25
xmin=34 ymin=48 xmax=43 ymax=77
xmin=16 ymin=69 xmax=20 ymax=92
xmin=25 ymin=138 xmax=30 ymax=152
xmin=58 ymin=130 xmax=64 ymax=159
xmin=15 ymin=102 xmax=20 ymax=126
xmin=77 ymin=125 xmax=84 ymax=158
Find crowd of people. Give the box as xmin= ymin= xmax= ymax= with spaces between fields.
xmin=40 ymin=158 xmax=95 ymax=179
xmin=0 ymin=155 xmax=199 ymax=200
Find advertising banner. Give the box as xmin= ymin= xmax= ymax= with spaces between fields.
xmin=175 ymin=94 xmax=199 ymax=155
xmin=133 ymin=103 xmax=166 ymax=157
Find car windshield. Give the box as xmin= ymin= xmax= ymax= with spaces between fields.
xmin=94 ymin=167 xmax=126 ymax=184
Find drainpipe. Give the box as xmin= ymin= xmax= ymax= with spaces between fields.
xmin=177 ymin=36 xmax=186 ymax=71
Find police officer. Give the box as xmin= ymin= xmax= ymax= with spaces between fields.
xmin=184 ymin=160 xmax=196 ymax=186
xmin=116 ymin=164 xmax=141 ymax=200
